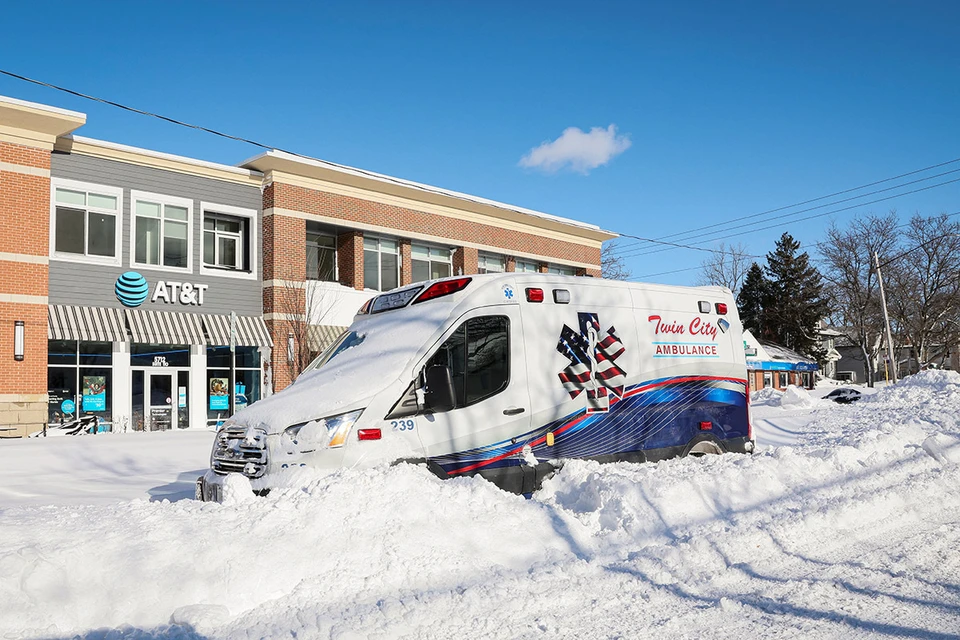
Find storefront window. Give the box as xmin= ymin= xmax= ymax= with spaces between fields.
xmin=206 ymin=346 xmax=262 ymax=426
xmin=47 ymin=340 xmax=113 ymax=428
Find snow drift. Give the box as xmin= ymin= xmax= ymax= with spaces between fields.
xmin=1 ymin=372 xmax=959 ymax=638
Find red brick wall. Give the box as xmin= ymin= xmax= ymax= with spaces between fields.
xmin=454 ymin=246 xmax=478 ymax=276
xmin=336 ymin=231 xmax=363 ymax=289
xmin=0 ymin=141 xmax=50 ymax=405
xmin=270 ymin=182 xmax=600 ymax=266
xmin=399 ymin=239 xmax=412 ymax=286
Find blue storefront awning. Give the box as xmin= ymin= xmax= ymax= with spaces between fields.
xmin=746 ymin=360 xmax=819 ymax=372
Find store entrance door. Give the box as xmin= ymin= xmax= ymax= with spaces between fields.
xmin=147 ymin=372 xmax=173 ymax=431
xmin=135 ymin=369 xmax=190 ymax=431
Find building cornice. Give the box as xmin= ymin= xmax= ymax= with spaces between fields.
xmin=244 ymin=151 xmax=617 ymax=245
xmin=0 ymin=96 xmax=85 ymax=150
xmin=54 ymin=136 xmax=264 ymax=187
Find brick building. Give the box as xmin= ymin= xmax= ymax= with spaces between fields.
xmin=0 ymin=95 xmax=613 ymax=436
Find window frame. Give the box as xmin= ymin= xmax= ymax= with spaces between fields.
xmin=547 ymin=264 xmax=576 ymax=276
xmin=514 ymin=259 xmax=539 ymax=273
xmin=49 ymin=178 xmax=123 ymax=266
xmin=363 ymin=235 xmax=400 ymax=292
xmin=477 ymin=252 xmax=505 ymax=274
xmin=410 ymin=243 xmax=453 ymax=283
xmin=199 ymin=202 xmax=258 ymax=280
xmin=130 ymin=190 xmax=194 ymax=274
xmin=306 ymin=227 xmax=338 ymax=282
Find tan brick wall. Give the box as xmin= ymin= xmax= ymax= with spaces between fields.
xmin=271 ymin=183 xmax=601 ymax=266
xmin=505 ymin=256 xmax=516 ymax=273
xmin=0 ymin=141 xmax=51 ymax=420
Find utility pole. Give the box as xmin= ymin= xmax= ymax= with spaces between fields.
xmin=229 ymin=311 xmax=237 ymax=415
xmin=874 ymin=251 xmax=898 ymax=384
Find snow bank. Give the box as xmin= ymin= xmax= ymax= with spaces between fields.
xmin=2 ymin=373 xmax=960 ymax=638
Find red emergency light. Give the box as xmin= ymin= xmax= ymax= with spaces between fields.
xmin=525 ymin=288 xmax=544 ymax=303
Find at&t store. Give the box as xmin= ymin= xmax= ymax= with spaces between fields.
xmin=45 ymin=138 xmax=271 ymax=433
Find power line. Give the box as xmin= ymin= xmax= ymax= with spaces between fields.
xmin=0 ymin=68 xmax=547 ymax=218
xmin=608 ymin=156 xmax=960 ymax=255
xmin=616 ymin=175 xmax=960 ymax=261
xmin=632 ymin=210 xmax=960 ymax=282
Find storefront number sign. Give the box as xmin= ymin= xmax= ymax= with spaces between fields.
xmin=152 ymin=356 xmax=169 ymax=367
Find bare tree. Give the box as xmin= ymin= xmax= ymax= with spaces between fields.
xmin=887 ymin=213 xmax=960 ymax=374
xmin=696 ymin=242 xmax=751 ymax=295
xmin=601 ymin=241 xmax=632 ymax=280
xmin=819 ymin=213 xmax=899 ymax=386
xmin=275 ymin=280 xmax=344 ymax=385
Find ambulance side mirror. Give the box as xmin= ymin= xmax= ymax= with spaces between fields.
xmin=423 ymin=365 xmax=456 ymax=413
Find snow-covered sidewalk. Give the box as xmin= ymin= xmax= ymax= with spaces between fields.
xmin=1 ymin=372 xmax=959 ymax=638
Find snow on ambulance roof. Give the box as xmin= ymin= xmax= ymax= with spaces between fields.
xmin=240 ymin=149 xmax=616 ymax=239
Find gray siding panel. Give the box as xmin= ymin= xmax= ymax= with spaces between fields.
xmin=49 ymin=153 xmax=263 ymax=317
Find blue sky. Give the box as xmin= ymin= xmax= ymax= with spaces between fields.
xmin=1 ymin=1 xmax=957 ymax=284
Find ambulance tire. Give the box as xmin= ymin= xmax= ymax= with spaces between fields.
xmin=684 ymin=435 xmax=724 ymax=458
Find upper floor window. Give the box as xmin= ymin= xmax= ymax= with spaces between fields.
xmin=363 ymin=236 xmax=399 ymax=291
xmin=51 ymin=180 xmax=121 ymax=263
xmin=477 ymin=253 xmax=505 ymax=274
xmin=306 ymin=224 xmax=337 ymax=282
xmin=547 ymin=264 xmax=575 ymax=276
xmin=515 ymin=259 xmax=539 ymax=273
xmin=411 ymin=244 xmax=451 ymax=283
xmin=132 ymin=191 xmax=191 ymax=270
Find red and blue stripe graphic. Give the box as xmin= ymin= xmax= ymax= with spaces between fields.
xmin=433 ymin=375 xmax=748 ymax=477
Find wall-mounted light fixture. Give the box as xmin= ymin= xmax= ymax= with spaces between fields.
xmin=14 ymin=321 xmax=24 ymax=361
xmin=287 ymin=332 xmax=295 ymax=363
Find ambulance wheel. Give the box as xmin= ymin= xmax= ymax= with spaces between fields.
xmin=686 ymin=439 xmax=723 ymax=457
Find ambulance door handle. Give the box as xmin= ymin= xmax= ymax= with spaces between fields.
xmin=503 ymin=407 xmax=525 ymax=416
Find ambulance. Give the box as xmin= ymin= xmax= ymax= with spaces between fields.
xmin=196 ymin=273 xmax=753 ymax=500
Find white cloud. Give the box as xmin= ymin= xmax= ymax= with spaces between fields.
xmin=519 ymin=124 xmax=631 ymax=174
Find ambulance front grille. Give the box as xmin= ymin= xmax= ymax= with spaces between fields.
xmin=212 ymin=426 xmax=268 ymax=478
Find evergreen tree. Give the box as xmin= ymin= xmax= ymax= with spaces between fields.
xmin=763 ymin=233 xmax=829 ymax=356
xmin=736 ymin=262 xmax=769 ymax=337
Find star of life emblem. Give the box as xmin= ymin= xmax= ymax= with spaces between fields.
xmin=557 ymin=312 xmax=627 ymax=413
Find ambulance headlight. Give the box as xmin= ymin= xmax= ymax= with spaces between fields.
xmin=283 ymin=409 xmax=364 ymax=450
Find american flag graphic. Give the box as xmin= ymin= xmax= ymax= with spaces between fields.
xmin=557 ymin=313 xmax=627 ymax=412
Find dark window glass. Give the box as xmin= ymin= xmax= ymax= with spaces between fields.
xmin=363 ymin=249 xmax=379 ymax=289
xmin=47 ymin=367 xmax=77 ymax=423
xmin=426 ymin=316 xmax=509 ymax=409
xmin=79 ymin=341 xmax=112 ymax=366
xmin=306 ymin=231 xmax=337 ymax=281
xmin=206 ymin=346 xmax=232 ymax=368
xmin=235 ymin=346 xmax=261 ymax=368
xmin=88 ymin=212 xmax=116 ymax=257
xmin=412 ymin=260 xmax=430 ymax=283
xmin=48 ymin=340 xmax=77 ymax=365
xmin=381 ymin=252 xmax=398 ymax=290
xmin=55 ymin=207 xmax=85 ymax=254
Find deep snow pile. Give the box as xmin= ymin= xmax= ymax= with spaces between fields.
xmin=1 ymin=372 xmax=959 ymax=638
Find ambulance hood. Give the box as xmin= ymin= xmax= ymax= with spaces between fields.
xmin=231 ymin=302 xmax=452 ymax=435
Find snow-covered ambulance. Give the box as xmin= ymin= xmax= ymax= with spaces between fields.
xmin=196 ymin=273 xmax=753 ymax=500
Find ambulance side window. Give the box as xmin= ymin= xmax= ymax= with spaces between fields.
xmin=426 ymin=315 xmax=510 ymax=409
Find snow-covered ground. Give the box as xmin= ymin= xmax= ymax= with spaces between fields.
xmin=2 ymin=372 xmax=960 ymax=639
